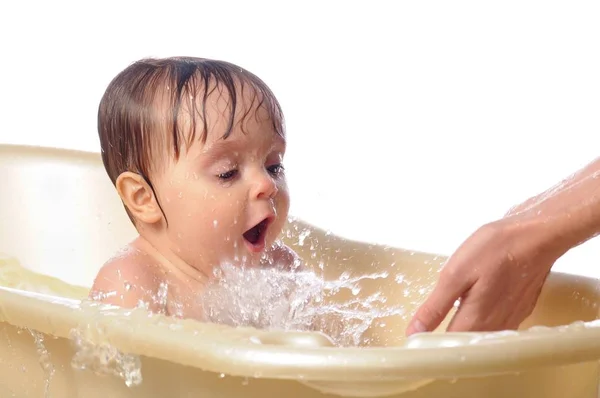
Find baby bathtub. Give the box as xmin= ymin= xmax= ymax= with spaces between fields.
xmin=1 ymin=144 xmax=600 ymax=398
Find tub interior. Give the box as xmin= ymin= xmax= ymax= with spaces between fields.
xmin=1 ymin=143 xmax=600 ymax=342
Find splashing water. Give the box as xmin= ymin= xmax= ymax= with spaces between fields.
xmin=199 ymin=262 xmax=407 ymax=347
xmin=297 ymin=229 xmax=311 ymax=246
xmin=69 ymin=283 xmax=179 ymax=388
xmin=69 ymin=305 xmax=143 ymax=388
xmin=30 ymin=330 xmax=55 ymax=397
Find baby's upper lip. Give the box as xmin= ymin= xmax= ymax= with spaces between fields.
xmin=245 ymin=210 xmax=276 ymax=232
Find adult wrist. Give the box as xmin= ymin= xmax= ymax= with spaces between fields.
xmin=532 ymin=195 xmax=600 ymax=259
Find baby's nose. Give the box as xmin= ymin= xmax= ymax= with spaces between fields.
xmin=252 ymin=172 xmax=278 ymax=199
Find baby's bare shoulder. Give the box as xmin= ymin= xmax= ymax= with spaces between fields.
xmin=89 ymin=246 xmax=162 ymax=309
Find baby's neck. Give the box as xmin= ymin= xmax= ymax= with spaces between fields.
xmin=131 ymin=236 xmax=213 ymax=319
xmin=132 ymin=236 xmax=209 ymax=286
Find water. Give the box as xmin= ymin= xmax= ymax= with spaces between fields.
xmin=30 ymin=330 xmax=55 ymax=397
xmin=69 ymin=303 xmax=143 ymax=388
xmin=199 ymin=262 xmax=412 ymax=347
xmin=297 ymin=229 xmax=311 ymax=246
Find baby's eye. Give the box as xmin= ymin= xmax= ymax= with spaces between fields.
xmin=267 ymin=163 xmax=285 ymax=176
xmin=218 ymin=169 xmax=238 ymax=181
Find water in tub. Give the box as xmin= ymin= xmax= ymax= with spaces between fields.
xmin=0 ymin=226 xmax=439 ymax=390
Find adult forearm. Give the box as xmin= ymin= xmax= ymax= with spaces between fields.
xmin=513 ymin=156 xmax=600 ymax=256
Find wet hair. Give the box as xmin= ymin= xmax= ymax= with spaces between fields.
xmin=97 ymin=56 xmax=285 ymax=224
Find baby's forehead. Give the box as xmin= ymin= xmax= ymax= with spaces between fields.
xmin=168 ymin=77 xmax=276 ymax=129
xmin=193 ymin=123 xmax=286 ymax=160
xmin=179 ymin=79 xmax=282 ymax=135
xmin=144 ymin=68 xmax=285 ymax=167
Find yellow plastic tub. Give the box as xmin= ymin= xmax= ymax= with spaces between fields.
xmin=1 ymin=144 xmax=600 ymax=398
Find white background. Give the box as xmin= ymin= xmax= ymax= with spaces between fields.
xmin=1 ymin=0 xmax=599 ymax=277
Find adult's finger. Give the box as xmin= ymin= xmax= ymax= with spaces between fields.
xmin=446 ymin=281 xmax=513 ymax=332
xmin=406 ymin=274 xmax=471 ymax=336
xmin=445 ymin=293 xmax=496 ymax=332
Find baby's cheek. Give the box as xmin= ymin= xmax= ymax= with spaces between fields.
xmin=276 ymin=185 xmax=290 ymax=212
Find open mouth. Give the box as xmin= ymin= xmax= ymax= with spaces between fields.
xmin=243 ymin=218 xmax=270 ymax=251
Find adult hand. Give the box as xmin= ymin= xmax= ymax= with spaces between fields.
xmin=406 ymin=158 xmax=600 ymax=335
xmin=406 ymin=217 xmax=560 ymax=335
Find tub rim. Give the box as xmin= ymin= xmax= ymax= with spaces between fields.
xmin=1 ymin=274 xmax=600 ymax=383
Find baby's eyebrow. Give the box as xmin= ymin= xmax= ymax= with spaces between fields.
xmin=196 ymin=133 xmax=286 ymax=165
xmin=197 ymin=140 xmax=241 ymax=164
xmin=205 ymin=139 xmax=239 ymax=153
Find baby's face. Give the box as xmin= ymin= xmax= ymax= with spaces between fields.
xmin=151 ymin=94 xmax=290 ymax=273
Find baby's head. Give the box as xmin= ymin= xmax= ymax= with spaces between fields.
xmin=98 ymin=56 xmax=289 ymax=272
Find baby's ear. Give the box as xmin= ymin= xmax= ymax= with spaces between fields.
xmin=115 ymin=171 xmax=163 ymax=224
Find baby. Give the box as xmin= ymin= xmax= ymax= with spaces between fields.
xmin=89 ymin=56 xmax=302 ymax=319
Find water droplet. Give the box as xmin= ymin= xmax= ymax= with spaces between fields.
xmin=298 ymin=229 xmax=310 ymax=246
xmin=213 ymin=220 xmax=218 ymax=228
